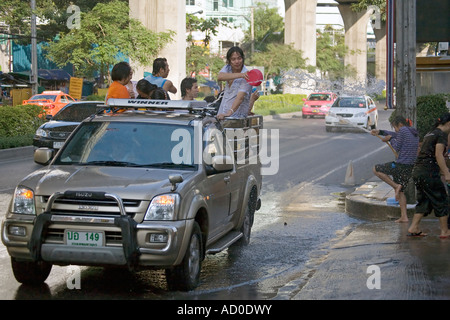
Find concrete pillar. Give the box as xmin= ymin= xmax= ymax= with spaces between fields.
xmin=337 ymin=3 xmax=370 ymax=86
xmin=129 ymin=0 xmax=185 ymax=99
xmin=284 ymin=0 xmax=316 ymax=67
xmin=283 ymin=0 xmax=316 ymax=94
xmin=373 ymin=21 xmax=387 ymax=81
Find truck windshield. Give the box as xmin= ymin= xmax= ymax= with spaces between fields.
xmin=54 ymin=122 xmax=196 ymax=170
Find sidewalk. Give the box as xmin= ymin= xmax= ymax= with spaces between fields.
xmin=345 ymin=176 xmax=416 ymax=221
xmin=290 ymin=178 xmax=450 ymax=300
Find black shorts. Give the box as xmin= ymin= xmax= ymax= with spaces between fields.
xmin=413 ymin=168 xmax=448 ymax=217
xmin=374 ymin=161 xmax=413 ymax=192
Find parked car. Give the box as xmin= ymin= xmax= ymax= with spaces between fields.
xmin=33 ymin=101 xmax=104 ymax=152
xmin=301 ymin=92 xmax=338 ymax=118
xmin=325 ymin=95 xmax=378 ymax=132
xmin=23 ymin=91 xmax=77 ymax=117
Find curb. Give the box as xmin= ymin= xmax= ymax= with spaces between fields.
xmin=345 ymin=193 xmax=415 ymax=221
xmin=345 ymin=181 xmax=416 ymax=221
xmin=263 ymin=111 xmax=302 ymax=121
xmin=0 ymin=146 xmax=34 ymax=161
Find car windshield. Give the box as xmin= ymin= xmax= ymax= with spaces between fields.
xmin=29 ymin=94 xmax=56 ymax=101
xmin=54 ymin=122 xmax=196 ymax=170
xmin=308 ymin=94 xmax=330 ymax=101
xmin=334 ymin=98 xmax=366 ymax=108
xmin=52 ymin=103 xmax=100 ymax=122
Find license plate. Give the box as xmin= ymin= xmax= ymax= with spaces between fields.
xmin=313 ymin=109 xmax=319 ymax=113
xmin=65 ymin=230 xmax=104 ymax=247
xmin=53 ymin=141 xmax=64 ymax=149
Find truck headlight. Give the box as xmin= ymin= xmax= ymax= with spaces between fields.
xmin=12 ymin=186 xmax=35 ymax=215
xmin=144 ymin=194 xmax=179 ymax=220
xmin=35 ymin=128 xmax=48 ymax=138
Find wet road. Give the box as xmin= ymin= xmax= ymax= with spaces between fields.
xmin=0 ymin=107 xmax=396 ymax=299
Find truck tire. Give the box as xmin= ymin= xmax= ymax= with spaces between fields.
xmin=237 ymin=189 xmax=257 ymax=246
xmin=165 ymin=222 xmax=202 ymax=291
xmin=11 ymin=257 xmax=52 ymax=285
xmin=238 ymin=205 xmax=252 ymax=246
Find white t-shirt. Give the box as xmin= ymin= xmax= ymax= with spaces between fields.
xmin=217 ymin=65 xmax=252 ymax=118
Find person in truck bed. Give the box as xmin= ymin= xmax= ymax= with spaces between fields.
xmin=106 ymin=62 xmax=133 ymax=102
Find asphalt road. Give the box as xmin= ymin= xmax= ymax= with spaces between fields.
xmin=0 ymin=106 xmax=399 ymax=300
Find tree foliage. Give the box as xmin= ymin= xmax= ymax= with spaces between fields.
xmin=44 ymin=1 xmax=174 ymax=80
xmin=185 ymin=14 xmax=225 ymax=82
xmin=250 ymin=43 xmax=308 ymax=79
xmin=0 ymin=0 xmax=127 ymax=44
xmin=316 ymin=25 xmax=351 ymax=80
xmin=351 ymin=0 xmax=386 ymax=21
xmin=242 ymin=3 xmax=284 ymax=54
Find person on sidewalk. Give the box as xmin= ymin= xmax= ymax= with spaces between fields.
xmin=371 ymin=116 xmax=419 ymax=223
xmin=408 ymin=113 xmax=450 ymax=238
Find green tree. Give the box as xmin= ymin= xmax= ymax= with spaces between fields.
xmin=242 ymin=3 xmax=284 ymax=54
xmin=351 ymin=0 xmax=386 ymax=20
xmin=185 ymin=14 xmax=225 ymax=82
xmin=0 ymin=0 xmax=127 ymax=44
xmin=316 ymin=25 xmax=351 ymax=80
xmin=44 ymin=1 xmax=174 ymax=82
xmin=250 ymin=43 xmax=308 ymax=80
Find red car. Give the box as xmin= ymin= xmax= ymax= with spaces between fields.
xmin=302 ymin=92 xmax=338 ymax=118
xmin=23 ymin=91 xmax=77 ymax=117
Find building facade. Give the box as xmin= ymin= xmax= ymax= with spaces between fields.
xmin=186 ymin=0 xmax=279 ymax=56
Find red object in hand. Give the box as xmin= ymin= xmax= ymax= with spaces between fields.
xmin=247 ymin=69 xmax=263 ymax=86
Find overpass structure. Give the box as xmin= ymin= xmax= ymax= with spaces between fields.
xmin=285 ymin=0 xmax=375 ymax=84
xmin=128 ymin=0 xmax=382 ymax=97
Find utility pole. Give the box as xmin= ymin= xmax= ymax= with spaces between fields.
xmin=395 ymin=0 xmax=417 ymax=126
xmin=250 ymin=6 xmax=254 ymax=55
xmin=30 ymin=0 xmax=38 ymax=95
xmin=386 ymin=0 xmax=394 ymax=110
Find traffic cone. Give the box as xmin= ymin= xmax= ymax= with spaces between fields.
xmin=343 ymin=160 xmax=355 ymax=186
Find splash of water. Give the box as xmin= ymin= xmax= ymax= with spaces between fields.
xmin=281 ymin=69 xmax=385 ymax=97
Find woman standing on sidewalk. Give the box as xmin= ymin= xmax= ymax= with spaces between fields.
xmin=408 ymin=113 xmax=450 ymax=238
xmin=371 ymin=116 xmax=419 ymax=223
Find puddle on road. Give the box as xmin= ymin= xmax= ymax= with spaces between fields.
xmin=3 ymin=184 xmax=361 ymax=300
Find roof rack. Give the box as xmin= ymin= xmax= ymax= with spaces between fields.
xmin=106 ymin=98 xmax=208 ymax=111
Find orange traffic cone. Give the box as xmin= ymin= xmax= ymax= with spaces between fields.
xmin=343 ymin=160 xmax=355 ymax=186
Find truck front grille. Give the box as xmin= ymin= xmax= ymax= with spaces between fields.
xmin=39 ymin=196 xmax=145 ymax=218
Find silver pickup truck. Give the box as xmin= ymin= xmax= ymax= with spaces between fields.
xmin=1 ymin=99 xmax=262 ymax=291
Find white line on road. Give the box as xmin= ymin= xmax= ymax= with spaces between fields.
xmin=295 ymin=144 xmax=388 ymax=190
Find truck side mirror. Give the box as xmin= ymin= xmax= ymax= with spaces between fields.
xmin=169 ymin=174 xmax=183 ymax=191
xmin=212 ymin=155 xmax=233 ymax=172
xmin=34 ymin=148 xmax=54 ymax=165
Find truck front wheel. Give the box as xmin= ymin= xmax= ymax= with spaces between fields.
xmin=11 ymin=257 xmax=52 ymax=285
xmin=165 ymin=222 xmax=202 ymax=291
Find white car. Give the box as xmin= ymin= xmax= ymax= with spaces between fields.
xmin=325 ymin=95 xmax=378 ymax=132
